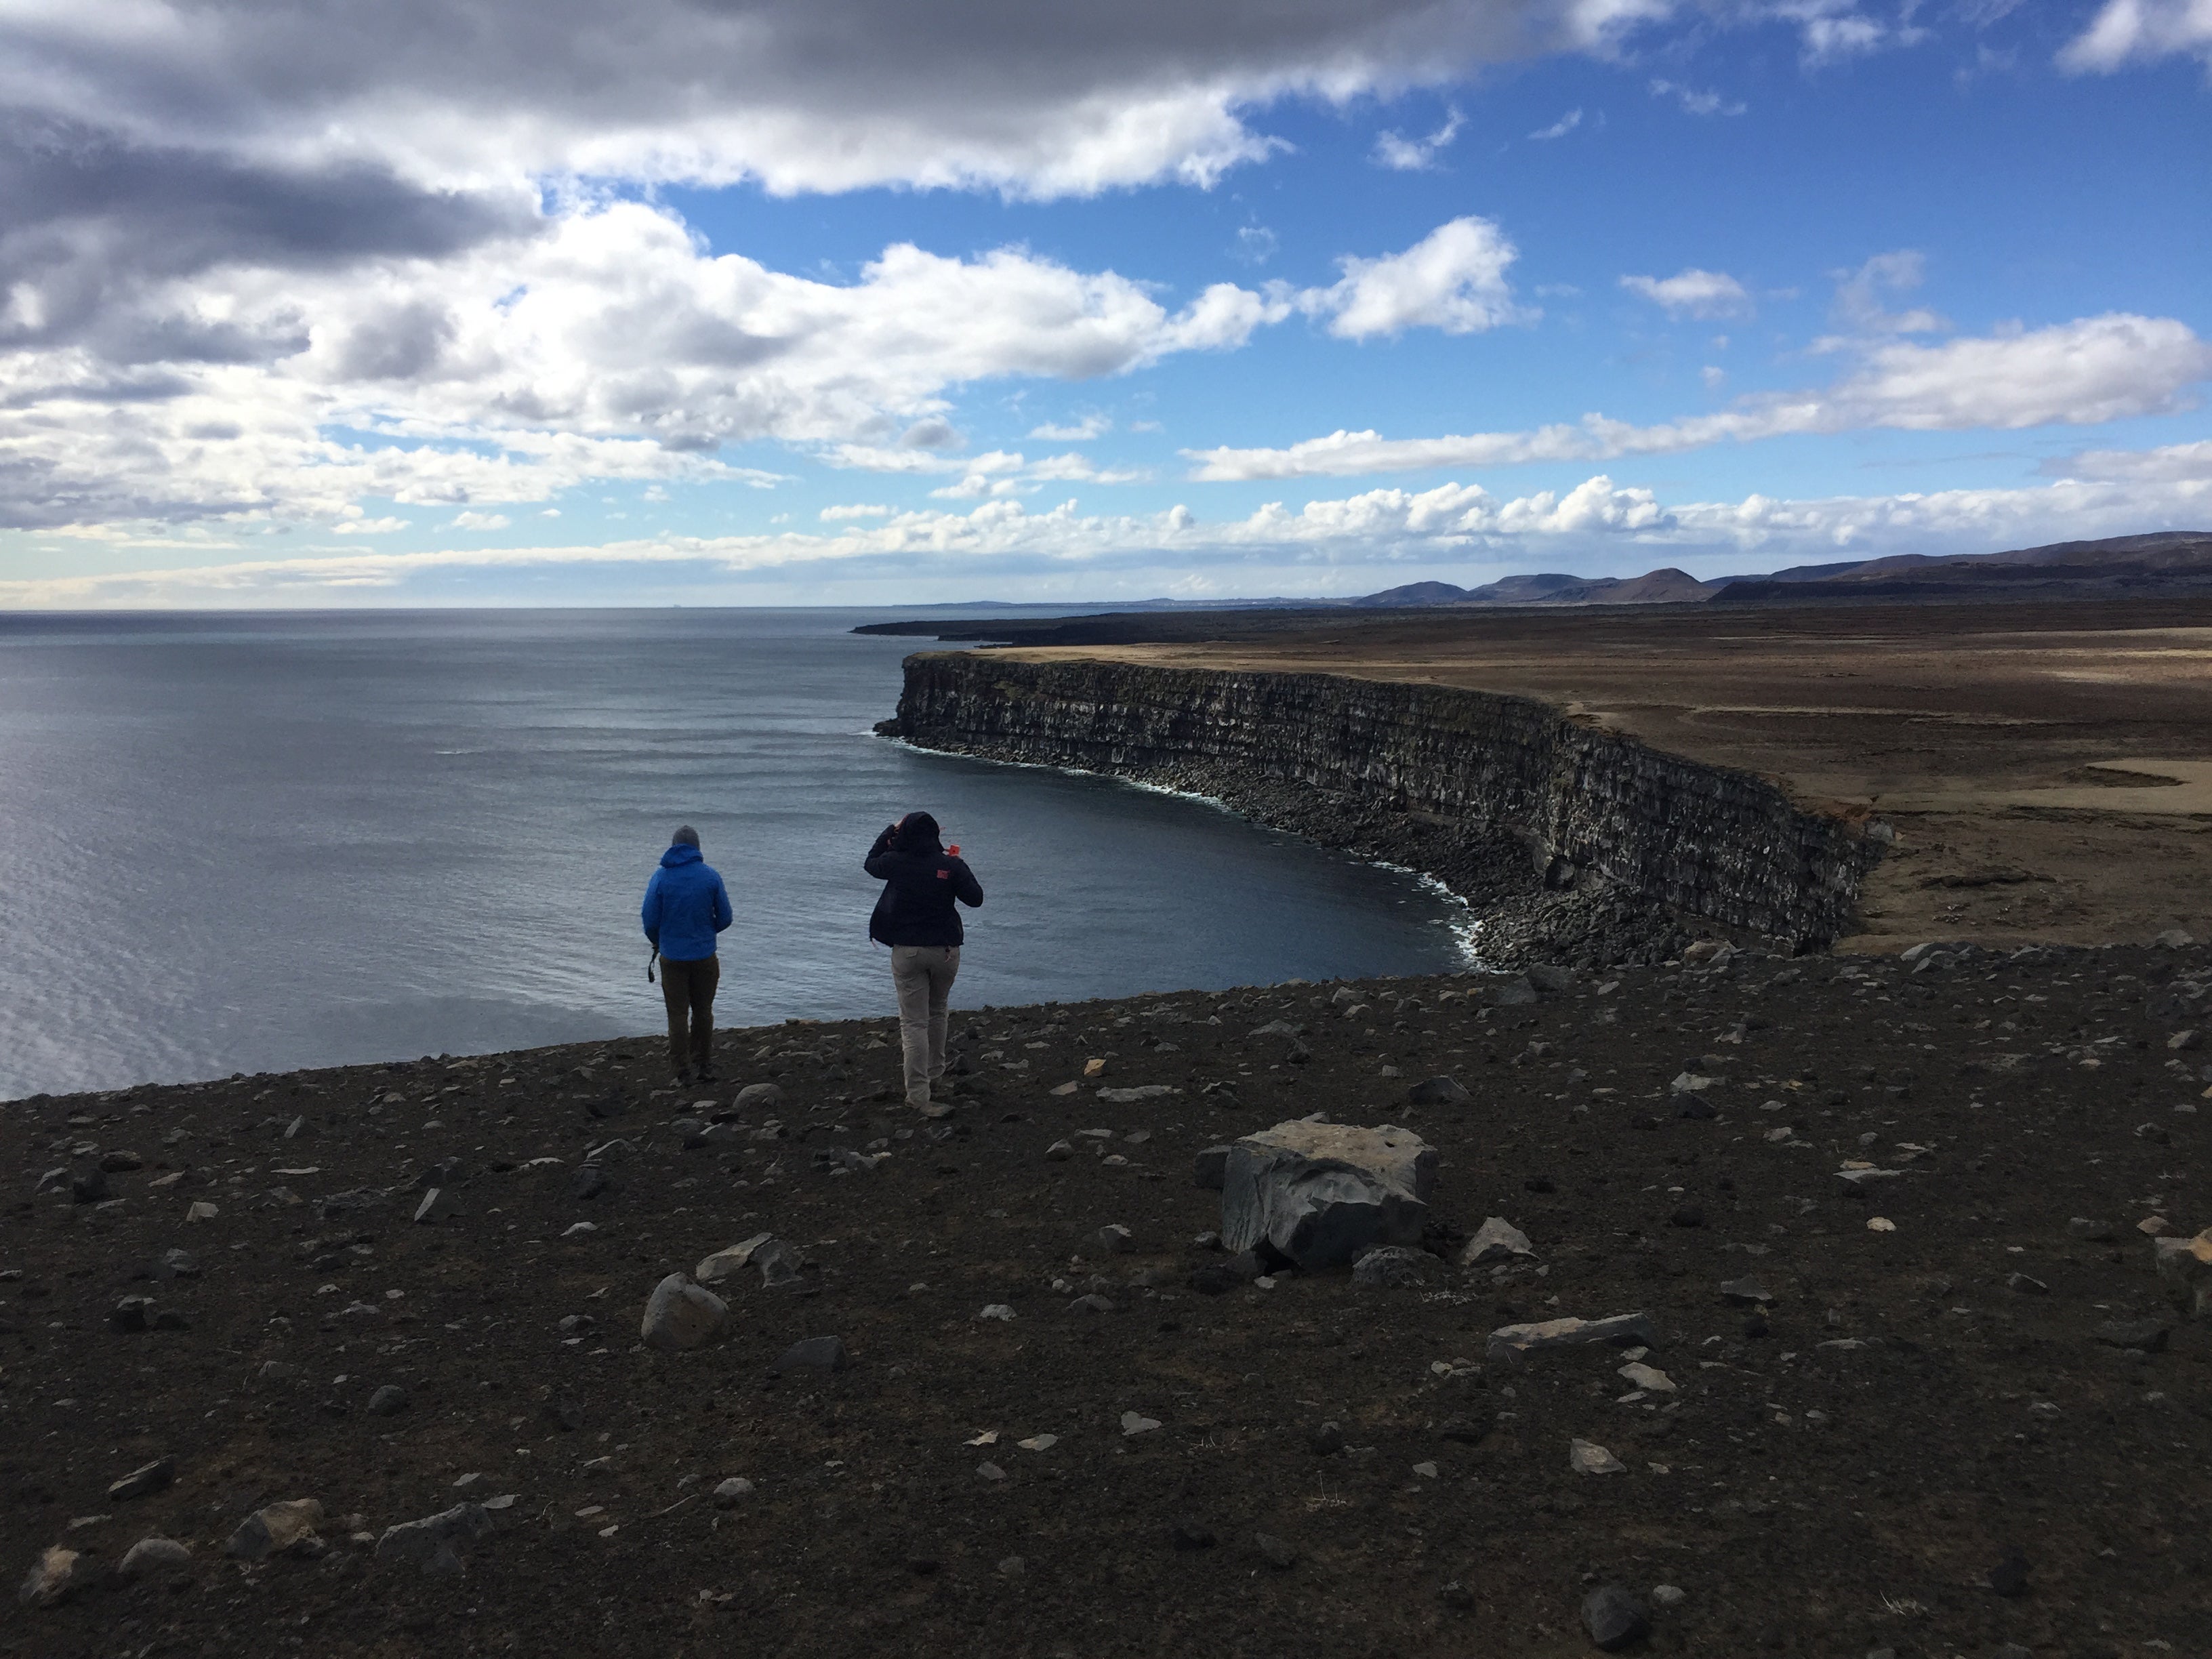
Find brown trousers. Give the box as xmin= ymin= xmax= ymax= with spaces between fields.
xmin=659 ymin=955 xmax=719 ymax=1078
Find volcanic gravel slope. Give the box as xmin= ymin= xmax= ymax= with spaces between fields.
xmin=6 ymin=942 xmax=2212 ymax=1659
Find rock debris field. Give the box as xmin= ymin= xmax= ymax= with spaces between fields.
xmin=7 ymin=938 xmax=2212 ymax=1658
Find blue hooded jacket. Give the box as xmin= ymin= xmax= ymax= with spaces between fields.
xmin=640 ymin=842 xmax=733 ymax=962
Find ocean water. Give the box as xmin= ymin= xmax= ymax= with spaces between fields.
xmin=0 ymin=609 xmax=1473 ymax=1099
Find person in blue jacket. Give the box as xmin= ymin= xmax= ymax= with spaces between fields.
xmin=640 ymin=825 xmax=733 ymax=1084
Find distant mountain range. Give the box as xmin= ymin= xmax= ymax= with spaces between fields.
xmin=856 ymin=531 xmax=2212 ymax=641
xmin=1348 ymin=530 xmax=2212 ymax=609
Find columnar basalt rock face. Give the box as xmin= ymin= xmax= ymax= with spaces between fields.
xmin=891 ymin=653 xmax=1881 ymax=949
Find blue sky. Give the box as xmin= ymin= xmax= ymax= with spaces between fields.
xmin=1 ymin=0 xmax=2208 ymax=605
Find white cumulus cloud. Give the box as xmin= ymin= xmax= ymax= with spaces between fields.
xmin=2060 ymin=0 xmax=2212 ymax=71
xmin=1373 ymin=108 xmax=1466 ymax=169
xmin=1311 ymin=216 xmax=1529 ymax=341
xmin=1184 ymin=312 xmax=2212 ymax=479
xmin=1619 ymin=268 xmax=1754 ymax=319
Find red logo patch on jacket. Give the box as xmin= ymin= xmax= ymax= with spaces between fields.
xmin=936 ymin=868 xmax=950 ymax=879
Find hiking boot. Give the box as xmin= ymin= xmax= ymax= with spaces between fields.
xmin=696 ymin=1065 xmax=720 ymax=1084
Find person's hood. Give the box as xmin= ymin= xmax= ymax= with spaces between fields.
xmin=659 ymin=842 xmax=703 ymax=869
xmin=897 ymin=812 xmax=943 ymax=854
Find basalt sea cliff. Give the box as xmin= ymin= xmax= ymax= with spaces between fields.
xmin=882 ymin=653 xmax=1886 ymax=966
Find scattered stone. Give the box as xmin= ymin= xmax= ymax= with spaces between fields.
xmin=1490 ymin=975 xmax=1538 ymax=1007
xmin=1866 ymin=1216 xmax=1897 ymax=1233
xmin=70 ymin=1168 xmax=110 ymax=1204
xmin=1438 ymin=1580 xmax=1477 ymax=1611
xmin=411 ymin=1187 xmax=461 ymax=1225
xmin=366 ymin=1385 xmax=410 ymax=1417
xmin=694 ymin=1233 xmax=776 ymax=1288
xmin=1487 ymin=1312 xmax=1656 ymax=1368
xmin=1093 ymin=1223 xmax=1135 ymax=1254
xmin=2007 ymin=1272 xmax=2051 ymax=1296
xmin=976 ymin=1462 xmax=1006 ymax=1483
xmin=1247 ymin=1532 xmax=1297 ymax=1570
xmin=1221 ymin=1120 xmax=1436 ymax=1271
xmin=640 ymin=1273 xmax=731 ymax=1353
xmin=1351 ymin=1245 xmax=1431 ymax=1288
xmin=1719 ymin=1276 xmax=1774 ymax=1305
xmin=106 ymin=1458 xmax=174 ymax=1502
xmin=1460 ymin=1216 xmax=1537 ymax=1266
xmin=1650 ymin=1583 xmax=1686 ymax=1609
xmin=569 ymin=1166 xmax=610 ymax=1202
xmin=734 ymin=1083 xmax=783 ymax=1111
xmin=978 ymin=1304 xmax=1016 ymax=1322
xmin=2155 ymin=928 xmax=2196 ymax=949
xmin=752 ymin=1238 xmax=804 ymax=1289
xmin=2095 ymin=1317 xmax=2171 ymax=1352
xmin=18 ymin=1545 xmax=87 ymax=1607
xmin=375 ymin=1502 xmax=494 ymax=1576
xmin=99 ymin=1150 xmax=143 ymax=1173
xmin=998 ymin=1555 xmax=1026 ymax=1576
xmin=2153 ymin=1229 xmax=2212 ymax=1315
xmin=185 ymin=1201 xmax=218 ymax=1223
xmin=1668 ymin=1205 xmax=1706 ymax=1229
xmin=1618 ymin=1361 xmax=1675 ymax=1393
xmin=1191 ymin=1146 xmax=1231 ymax=1190
xmin=155 ymin=1248 xmax=200 ymax=1279
xmin=771 ymin=1335 xmax=850 ymax=1373
xmin=2139 ymin=1215 xmax=2173 ymax=1236
xmin=1098 ymin=1085 xmax=1177 ymax=1103
xmin=1581 ymin=1582 xmax=1650 ymax=1651
xmin=2068 ymin=1217 xmax=2116 ymax=1242
xmin=1438 ymin=1417 xmax=1487 ymax=1445
xmin=1407 ymin=1076 xmax=1471 ymax=1107
xmin=1570 ymin=1439 xmax=1626 ymax=1475
xmin=1306 ymin=1421 xmax=1345 ymax=1455
xmin=108 ymin=1296 xmax=152 ymax=1334
xmin=1045 ymin=1140 xmax=1074 ymax=1161
xmin=226 ymin=1498 xmax=325 ymax=1561
xmin=1067 ymin=1293 xmax=1116 ymax=1314
xmin=1120 ymin=1411 xmax=1162 ymax=1436
xmin=711 ymin=1477 xmax=755 ymax=1508
xmin=118 ymin=1537 xmax=191 ymax=1579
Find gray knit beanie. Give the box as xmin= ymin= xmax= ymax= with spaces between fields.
xmin=672 ymin=824 xmax=701 ymax=848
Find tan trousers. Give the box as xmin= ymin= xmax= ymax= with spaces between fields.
xmin=890 ymin=945 xmax=959 ymax=1106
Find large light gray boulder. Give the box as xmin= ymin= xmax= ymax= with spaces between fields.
xmin=640 ymin=1273 xmax=730 ymax=1352
xmin=1220 ymin=1121 xmax=1436 ymax=1271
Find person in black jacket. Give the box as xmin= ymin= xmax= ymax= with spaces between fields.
xmin=865 ymin=811 xmax=983 ymax=1115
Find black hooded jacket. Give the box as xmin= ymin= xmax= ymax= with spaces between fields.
xmin=865 ymin=815 xmax=983 ymax=947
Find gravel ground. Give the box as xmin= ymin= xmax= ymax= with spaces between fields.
xmin=6 ymin=937 xmax=2211 ymax=1658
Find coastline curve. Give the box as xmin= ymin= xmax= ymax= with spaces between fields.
xmin=882 ymin=652 xmax=1884 ymax=964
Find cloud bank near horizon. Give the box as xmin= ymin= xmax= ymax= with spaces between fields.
xmin=0 ymin=0 xmax=2205 ymax=600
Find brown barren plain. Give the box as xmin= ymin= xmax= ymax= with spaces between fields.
xmin=985 ymin=598 xmax=2212 ymax=951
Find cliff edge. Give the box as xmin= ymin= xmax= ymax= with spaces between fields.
xmin=884 ymin=653 xmax=1883 ymax=962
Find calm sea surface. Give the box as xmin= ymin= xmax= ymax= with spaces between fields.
xmin=0 ymin=609 xmax=1472 ymax=1099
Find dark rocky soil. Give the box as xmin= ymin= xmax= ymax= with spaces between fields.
xmin=7 ymin=939 xmax=2212 ymax=1658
